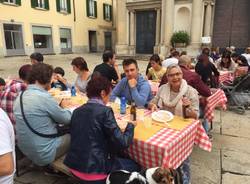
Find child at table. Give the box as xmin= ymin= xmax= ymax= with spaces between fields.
xmin=51 ymin=67 xmax=69 ymax=91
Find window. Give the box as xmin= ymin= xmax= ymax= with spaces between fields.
xmin=2 ymin=0 xmax=21 ymax=5
xmin=31 ymin=0 xmax=49 ymax=10
xmin=37 ymin=0 xmax=45 ymax=8
xmin=103 ymin=4 xmax=112 ymax=21
xmin=56 ymin=0 xmax=71 ymax=14
xmin=86 ymin=0 xmax=97 ymax=18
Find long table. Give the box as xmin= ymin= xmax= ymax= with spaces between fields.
xmin=53 ymin=91 xmax=211 ymax=169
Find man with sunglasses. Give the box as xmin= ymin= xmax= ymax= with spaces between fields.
xmin=110 ymin=59 xmax=153 ymax=107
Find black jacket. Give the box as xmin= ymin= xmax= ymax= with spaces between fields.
xmin=64 ymin=102 xmax=134 ymax=174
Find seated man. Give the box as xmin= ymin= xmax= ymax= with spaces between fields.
xmin=14 ymin=63 xmax=72 ymax=166
xmin=0 ymin=108 xmax=15 ymax=184
xmin=110 ymin=59 xmax=153 ymax=107
xmin=93 ymin=50 xmax=120 ymax=84
xmin=0 ymin=64 xmax=32 ymax=127
xmin=0 ymin=77 xmax=5 ymax=92
xmin=30 ymin=52 xmax=44 ymax=65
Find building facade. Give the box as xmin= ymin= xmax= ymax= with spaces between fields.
xmin=212 ymin=0 xmax=250 ymax=52
xmin=0 ymin=0 xmax=115 ymax=57
xmin=115 ymin=0 xmax=215 ymax=56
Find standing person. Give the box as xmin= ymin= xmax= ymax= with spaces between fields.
xmin=110 ymin=59 xmax=153 ymax=107
xmin=93 ymin=50 xmax=120 ymax=84
xmin=14 ymin=63 xmax=72 ymax=167
xmin=0 ymin=108 xmax=15 ymax=184
xmin=64 ymin=76 xmax=139 ymax=184
xmin=71 ymin=57 xmax=91 ymax=93
xmin=147 ymin=54 xmax=166 ymax=81
xmin=30 ymin=52 xmax=44 ymax=65
xmin=0 ymin=64 xmax=32 ymax=127
xmin=162 ymin=51 xmax=180 ymax=68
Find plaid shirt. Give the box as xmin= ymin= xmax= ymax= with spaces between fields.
xmin=0 ymin=80 xmax=27 ymax=126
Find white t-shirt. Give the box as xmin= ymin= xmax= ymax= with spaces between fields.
xmin=162 ymin=58 xmax=179 ymax=68
xmin=241 ymin=53 xmax=250 ymax=66
xmin=0 ymin=109 xmax=15 ymax=184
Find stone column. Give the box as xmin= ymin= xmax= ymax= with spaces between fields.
xmin=190 ymin=0 xmax=203 ymax=48
xmin=160 ymin=0 xmax=174 ymax=56
xmin=115 ymin=0 xmax=129 ymax=55
xmin=164 ymin=0 xmax=174 ymax=46
xmin=204 ymin=2 xmax=212 ymax=36
xmin=154 ymin=8 xmax=161 ymax=53
xmin=130 ymin=11 xmax=135 ymax=46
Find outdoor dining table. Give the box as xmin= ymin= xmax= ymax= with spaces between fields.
xmin=52 ymin=90 xmax=212 ymax=169
xmin=204 ymin=88 xmax=227 ymax=123
xmin=148 ymin=80 xmax=160 ymax=96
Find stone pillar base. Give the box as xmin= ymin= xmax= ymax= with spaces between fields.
xmin=154 ymin=45 xmax=160 ymax=54
xmin=115 ymin=44 xmax=129 ymax=55
xmin=186 ymin=43 xmax=202 ymax=57
xmin=159 ymin=45 xmax=172 ymax=58
xmin=128 ymin=45 xmax=135 ymax=55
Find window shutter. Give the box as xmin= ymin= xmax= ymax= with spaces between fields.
xmin=45 ymin=0 xmax=49 ymax=10
xmin=110 ymin=5 xmax=112 ymax=21
xmin=94 ymin=0 xmax=97 ymax=18
xmin=103 ymin=4 xmax=106 ymax=20
xmin=31 ymin=0 xmax=36 ymax=7
xmin=16 ymin=0 xmax=21 ymax=5
xmin=67 ymin=0 xmax=71 ymax=13
xmin=56 ymin=0 xmax=60 ymax=12
xmin=86 ymin=0 xmax=90 ymax=17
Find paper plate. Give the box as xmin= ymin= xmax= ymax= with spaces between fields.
xmin=152 ymin=110 xmax=173 ymax=123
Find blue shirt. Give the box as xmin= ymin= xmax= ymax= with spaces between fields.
xmin=110 ymin=75 xmax=153 ymax=107
xmin=14 ymin=84 xmax=72 ymax=166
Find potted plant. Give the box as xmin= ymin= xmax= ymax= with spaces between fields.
xmin=171 ymin=31 xmax=190 ymax=48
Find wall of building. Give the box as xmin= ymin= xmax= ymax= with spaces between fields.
xmin=0 ymin=0 xmax=114 ymax=57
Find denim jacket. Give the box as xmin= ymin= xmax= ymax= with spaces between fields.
xmin=14 ymin=84 xmax=72 ymax=166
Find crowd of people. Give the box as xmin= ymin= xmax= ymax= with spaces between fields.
xmin=0 ymin=46 xmax=249 ymax=184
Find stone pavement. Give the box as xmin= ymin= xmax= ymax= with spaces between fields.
xmin=0 ymin=54 xmax=249 ymax=184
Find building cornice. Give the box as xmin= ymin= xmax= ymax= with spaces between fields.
xmin=126 ymin=0 xmax=161 ymax=11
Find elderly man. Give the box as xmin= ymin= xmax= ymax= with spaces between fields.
xmin=110 ymin=59 xmax=153 ymax=107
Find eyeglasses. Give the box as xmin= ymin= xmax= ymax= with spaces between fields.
xmin=167 ymin=72 xmax=182 ymax=77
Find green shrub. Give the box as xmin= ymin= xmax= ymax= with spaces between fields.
xmin=171 ymin=31 xmax=190 ymax=47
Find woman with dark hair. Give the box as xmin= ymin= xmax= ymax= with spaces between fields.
xmin=14 ymin=63 xmax=72 ymax=167
xmin=64 ymin=75 xmax=139 ymax=184
xmin=146 ymin=54 xmax=166 ymax=81
xmin=195 ymin=54 xmax=220 ymax=88
xmin=71 ymin=57 xmax=91 ymax=93
xmin=216 ymin=51 xmax=236 ymax=71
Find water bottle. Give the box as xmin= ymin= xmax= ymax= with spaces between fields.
xmin=71 ymin=86 xmax=76 ymax=96
xmin=120 ymin=97 xmax=126 ymax=114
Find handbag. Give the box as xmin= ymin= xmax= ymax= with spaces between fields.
xmin=20 ymin=91 xmax=70 ymax=138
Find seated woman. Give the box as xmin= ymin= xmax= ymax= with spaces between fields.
xmin=216 ymin=51 xmax=236 ymax=72
xmin=71 ymin=57 xmax=91 ymax=93
xmin=148 ymin=64 xmax=199 ymax=184
xmin=147 ymin=54 xmax=166 ymax=81
xmin=195 ymin=54 xmax=220 ymax=88
xmin=64 ymin=75 xmax=139 ymax=184
xmin=14 ymin=63 xmax=72 ymax=167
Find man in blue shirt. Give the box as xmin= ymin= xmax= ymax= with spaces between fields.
xmin=110 ymin=59 xmax=153 ymax=107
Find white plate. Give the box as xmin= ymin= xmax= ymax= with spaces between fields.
xmin=152 ymin=110 xmax=174 ymax=123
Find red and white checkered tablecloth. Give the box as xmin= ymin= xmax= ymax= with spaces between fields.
xmin=127 ymin=120 xmax=211 ymax=169
xmin=204 ymin=89 xmax=227 ymax=123
xmin=219 ymin=71 xmax=234 ymax=83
